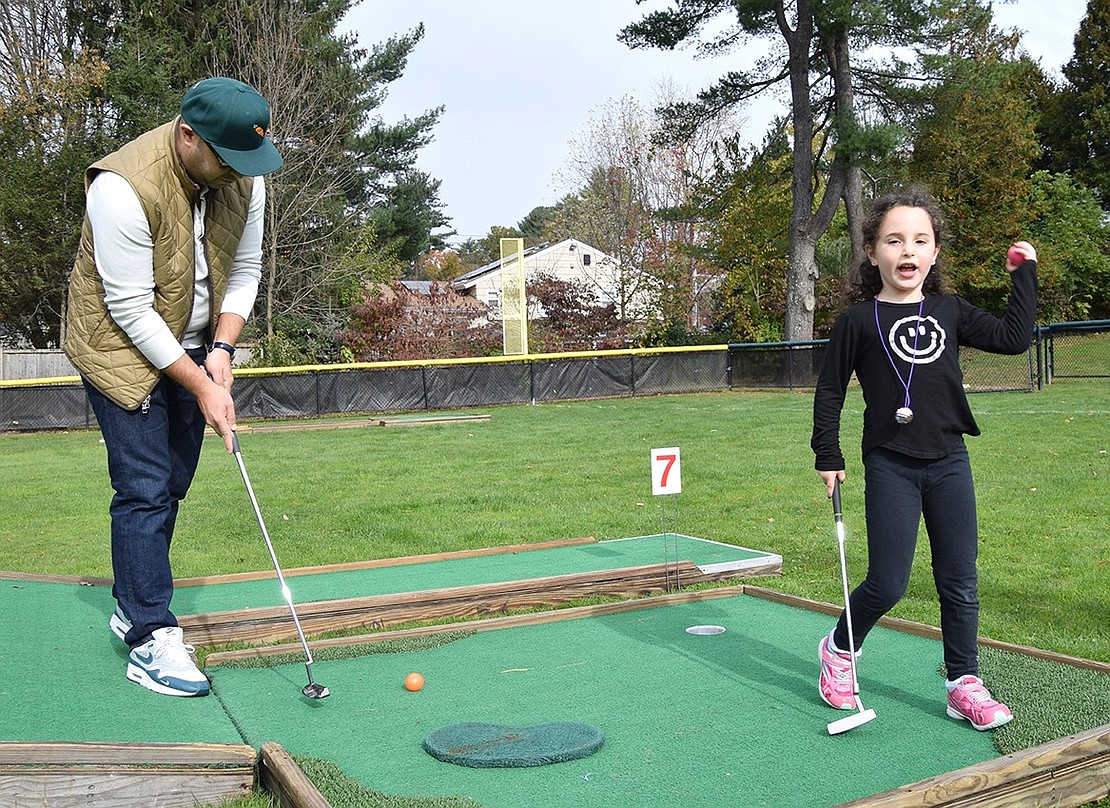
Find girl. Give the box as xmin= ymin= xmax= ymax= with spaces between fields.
xmin=811 ymin=188 xmax=1037 ymax=730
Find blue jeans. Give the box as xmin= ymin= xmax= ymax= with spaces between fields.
xmin=832 ymin=444 xmax=980 ymax=679
xmin=84 ymin=349 xmax=208 ymax=648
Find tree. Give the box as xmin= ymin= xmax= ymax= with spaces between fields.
xmin=517 ymin=206 xmax=556 ymax=242
xmin=336 ymin=281 xmax=498 ymax=361
xmin=1037 ymin=0 xmax=1110 ymax=207
xmin=1025 ymin=171 xmax=1110 ymax=321
xmin=907 ymin=13 xmax=1040 ymax=313
xmin=0 ymin=0 xmax=447 ymax=359
xmin=367 ymin=169 xmax=451 ymax=262
xmin=0 ymin=0 xmax=242 ymax=347
xmin=620 ymin=0 xmax=983 ymax=341
xmin=550 ymin=91 xmax=737 ymax=330
xmin=698 ymin=126 xmax=794 ymax=342
xmin=214 ymin=0 xmax=447 ymax=360
xmin=526 ymin=273 xmax=629 ymax=353
xmin=546 ymin=165 xmax=653 ymax=320
xmin=0 ymin=2 xmax=110 ymax=346
xmin=413 ymin=248 xmax=464 ymax=282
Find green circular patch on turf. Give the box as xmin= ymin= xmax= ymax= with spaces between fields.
xmin=423 ymin=721 xmax=604 ymax=768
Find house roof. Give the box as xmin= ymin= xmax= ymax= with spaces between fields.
xmin=450 ymin=238 xmax=615 ymax=290
xmin=400 ymin=280 xmax=435 ymax=295
xmin=451 ymin=242 xmax=549 ymax=286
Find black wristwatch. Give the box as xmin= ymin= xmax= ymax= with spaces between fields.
xmin=211 ymin=341 xmax=236 ymax=359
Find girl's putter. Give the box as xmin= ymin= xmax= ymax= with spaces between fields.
xmin=827 ymin=479 xmax=876 ymax=735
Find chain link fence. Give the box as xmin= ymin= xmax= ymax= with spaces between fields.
xmin=1038 ymin=320 xmax=1110 ymax=383
xmin=2 ymin=321 xmax=1105 ymax=433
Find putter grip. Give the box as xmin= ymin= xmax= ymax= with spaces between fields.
xmin=231 ymin=429 xmax=241 ymax=454
xmin=831 ymin=478 xmax=842 ymax=516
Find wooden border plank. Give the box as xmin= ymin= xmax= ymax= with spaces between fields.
xmin=835 ymin=723 xmax=1110 ymax=808
xmin=0 ymin=571 xmax=113 ymax=586
xmin=184 ymin=557 xmax=781 ymax=648
xmin=0 ymin=741 xmax=256 ymax=808
xmin=259 ymin=742 xmax=332 ymax=808
xmin=0 ymin=741 xmax=256 ymax=766
xmin=205 ymin=584 xmax=750 ymax=665
xmin=183 ymin=561 xmax=708 ymax=645
xmin=228 ymin=412 xmax=491 ymax=433
xmin=743 ymin=586 xmax=1110 ymax=675
xmin=374 ymin=414 xmax=490 ymax=426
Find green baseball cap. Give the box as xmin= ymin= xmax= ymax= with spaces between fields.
xmin=180 ymin=77 xmax=283 ymax=176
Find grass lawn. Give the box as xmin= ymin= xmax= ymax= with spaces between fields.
xmin=1 ymin=379 xmax=1107 ymax=806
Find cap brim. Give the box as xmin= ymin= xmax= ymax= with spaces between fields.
xmin=212 ymin=139 xmax=284 ymax=177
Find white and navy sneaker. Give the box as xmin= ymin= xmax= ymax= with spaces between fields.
xmin=127 ymin=627 xmax=210 ymax=697
xmin=109 ymin=606 xmax=131 ymax=642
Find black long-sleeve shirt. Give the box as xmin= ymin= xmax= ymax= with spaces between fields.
xmin=812 ymin=262 xmax=1038 ymax=471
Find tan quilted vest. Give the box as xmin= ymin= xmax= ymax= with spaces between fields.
xmin=64 ymin=118 xmax=255 ymax=410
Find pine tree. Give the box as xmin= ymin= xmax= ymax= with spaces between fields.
xmin=1038 ymin=0 xmax=1110 ymax=206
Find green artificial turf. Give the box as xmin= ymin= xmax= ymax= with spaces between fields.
xmin=210 ymin=619 xmax=1110 ymax=765
xmin=194 ymin=644 xmax=1110 ymax=808
xmin=206 ymin=595 xmax=1009 ymax=808
xmin=295 ymin=756 xmax=485 ymax=808
xmin=982 ymin=646 xmax=1110 ymax=756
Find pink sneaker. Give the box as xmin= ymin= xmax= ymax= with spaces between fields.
xmin=946 ymin=676 xmax=1013 ymax=730
xmin=818 ymin=634 xmax=857 ymax=710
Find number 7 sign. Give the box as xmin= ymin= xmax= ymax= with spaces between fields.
xmin=651 ymin=448 xmax=682 ymax=496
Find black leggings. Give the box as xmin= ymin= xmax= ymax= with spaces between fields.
xmin=833 ymin=444 xmax=980 ymax=679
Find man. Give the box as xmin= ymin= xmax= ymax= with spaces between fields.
xmin=65 ymin=77 xmax=283 ymax=697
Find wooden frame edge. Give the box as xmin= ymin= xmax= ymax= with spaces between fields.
xmin=259 ymin=742 xmax=333 ymax=808
xmin=205 ymin=584 xmax=750 ymax=665
xmin=183 ymin=558 xmax=780 ymax=648
xmin=742 ymin=585 xmax=1110 ymax=675
xmin=835 ymin=723 xmax=1110 ymax=808
xmin=0 ymin=741 xmax=257 ymax=807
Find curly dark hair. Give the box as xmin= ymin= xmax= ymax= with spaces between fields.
xmin=851 ymin=187 xmax=946 ymax=301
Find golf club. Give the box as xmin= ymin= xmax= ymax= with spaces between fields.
xmin=231 ymin=429 xmax=329 ymax=699
xmin=827 ymin=478 xmax=876 ymax=735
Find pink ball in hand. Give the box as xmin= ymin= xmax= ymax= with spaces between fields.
xmin=1008 ymin=245 xmax=1024 ymax=266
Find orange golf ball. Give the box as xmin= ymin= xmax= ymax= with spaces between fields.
xmin=404 ymin=672 xmax=424 ymax=692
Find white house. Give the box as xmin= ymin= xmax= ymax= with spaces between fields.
xmin=450 ymin=239 xmax=644 ymax=319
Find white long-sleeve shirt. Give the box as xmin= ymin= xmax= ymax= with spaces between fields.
xmin=85 ymin=171 xmax=265 ymax=370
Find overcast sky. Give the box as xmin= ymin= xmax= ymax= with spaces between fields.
xmin=341 ymin=1 xmax=1090 ymax=243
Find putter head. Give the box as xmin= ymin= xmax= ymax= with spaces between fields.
xmin=827 ymin=707 xmax=877 ymax=735
xmin=302 ymin=682 xmax=330 ymax=699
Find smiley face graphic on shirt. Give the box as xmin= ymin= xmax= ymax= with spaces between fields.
xmin=888 ymin=315 xmax=947 ymax=364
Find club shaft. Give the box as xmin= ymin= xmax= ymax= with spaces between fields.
xmin=232 ymin=439 xmax=315 ymax=668
xmin=836 ymin=529 xmax=861 ymax=695
xmin=833 ymin=479 xmax=864 ymax=704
